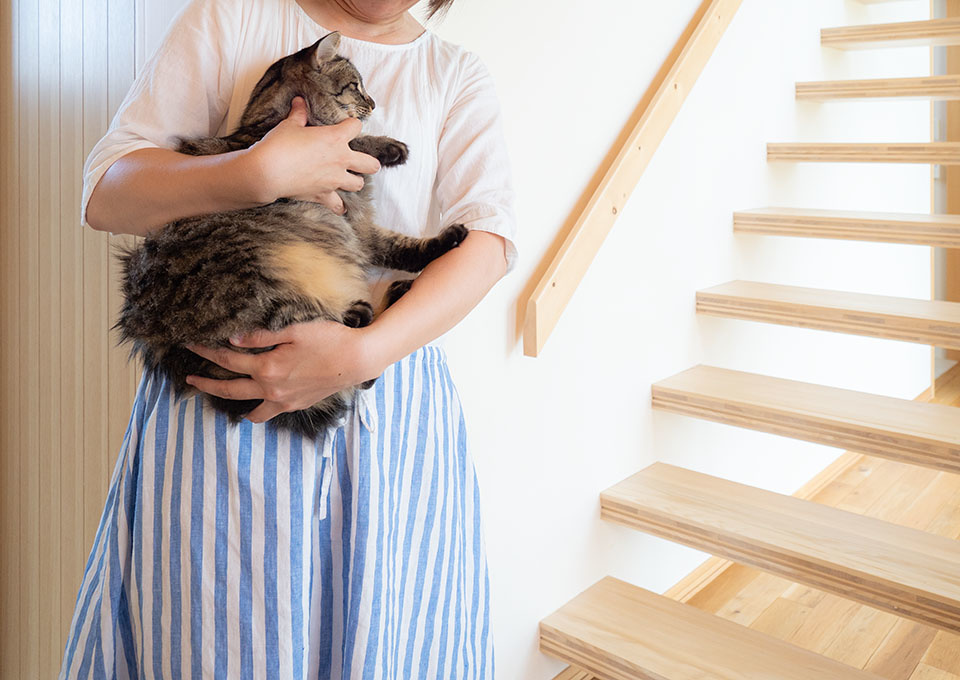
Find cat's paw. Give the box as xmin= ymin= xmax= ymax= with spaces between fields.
xmin=342 ymin=300 xmax=375 ymax=328
xmin=378 ymin=140 xmax=408 ymax=168
xmin=385 ymin=278 xmax=414 ymax=308
xmin=438 ymin=224 xmax=469 ymax=251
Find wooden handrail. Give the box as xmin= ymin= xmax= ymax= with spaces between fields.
xmin=522 ymin=0 xmax=743 ymax=357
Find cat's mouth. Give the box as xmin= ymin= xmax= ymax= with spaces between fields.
xmin=346 ymin=106 xmax=373 ymax=121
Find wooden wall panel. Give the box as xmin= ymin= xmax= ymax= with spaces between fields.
xmin=18 ymin=0 xmax=41 ymax=676
xmin=945 ymin=0 xmax=960 ymax=361
xmin=58 ymin=0 xmax=87 ymax=658
xmin=37 ymin=0 xmax=62 ymax=674
xmin=0 ymin=2 xmax=22 ymax=678
xmin=0 ymin=0 xmax=142 ymax=672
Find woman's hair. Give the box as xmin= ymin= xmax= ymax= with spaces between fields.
xmin=426 ymin=0 xmax=455 ymax=18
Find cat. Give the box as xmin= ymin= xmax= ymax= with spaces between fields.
xmin=116 ymin=32 xmax=468 ymax=438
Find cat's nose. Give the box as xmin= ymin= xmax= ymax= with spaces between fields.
xmin=365 ymin=95 xmax=376 ymax=111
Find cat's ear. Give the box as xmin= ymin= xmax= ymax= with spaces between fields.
xmin=311 ymin=32 xmax=341 ymax=66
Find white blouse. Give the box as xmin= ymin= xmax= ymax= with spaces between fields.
xmin=82 ymin=0 xmax=518 ymax=307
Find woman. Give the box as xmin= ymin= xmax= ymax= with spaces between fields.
xmin=59 ymin=0 xmax=516 ymax=677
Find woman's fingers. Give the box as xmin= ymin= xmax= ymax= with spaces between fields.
xmin=185 ymin=375 xmax=264 ymax=401
xmin=331 ymin=116 xmax=362 ymax=138
xmin=186 ymin=343 xmax=258 ymax=374
xmin=347 ymin=151 xmax=380 ymax=176
xmin=230 ymin=327 xmax=292 ymax=349
xmin=326 ymin=119 xmax=380 ymax=175
xmin=316 ymin=191 xmax=345 ymax=214
xmin=339 ymin=172 xmax=364 ymax=192
xmin=286 ymin=96 xmax=309 ymax=126
xmin=245 ymin=401 xmax=287 ymax=424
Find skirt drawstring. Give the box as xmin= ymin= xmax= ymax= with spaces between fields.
xmin=318 ymin=387 xmax=378 ymax=520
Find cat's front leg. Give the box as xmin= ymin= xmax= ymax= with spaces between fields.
xmin=365 ymin=224 xmax=469 ymax=273
xmin=349 ymin=135 xmax=408 ymax=168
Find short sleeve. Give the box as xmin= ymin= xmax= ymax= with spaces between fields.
xmin=80 ymin=0 xmax=239 ymax=228
xmin=435 ymin=52 xmax=518 ymax=274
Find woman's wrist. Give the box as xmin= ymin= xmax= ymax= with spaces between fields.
xmin=233 ymin=146 xmax=279 ymax=205
xmin=355 ymin=324 xmax=394 ymax=381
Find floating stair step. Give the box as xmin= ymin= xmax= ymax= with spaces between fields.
xmin=651 ymin=365 xmax=960 ymax=472
xmin=767 ymin=142 xmax=960 ymax=164
xmin=550 ymin=668 xmax=592 ymax=680
xmin=796 ymin=75 xmax=960 ymax=101
xmin=696 ymin=280 xmax=960 ymax=349
xmin=540 ymin=576 xmax=883 ymax=680
xmin=601 ymin=464 xmax=960 ymax=632
xmin=734 ymin=207 xmax=960 ymax=247
xmin=822 ymin=18 xmax=960 ymax=49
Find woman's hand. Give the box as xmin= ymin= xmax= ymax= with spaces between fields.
xmin=186 ymin=231 xmax=508 ymax=426
xmin=185 ymin=320 xmax=380 ymax=424
xmin=245 ymin=97 xmax=381 ymax=214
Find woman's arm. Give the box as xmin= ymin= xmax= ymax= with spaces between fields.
xmin=185 ymin=229 xmax=507 ymax=423
xmin=87 ymin=99 xmax=381 ymax=236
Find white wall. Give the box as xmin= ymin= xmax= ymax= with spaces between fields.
xmin=144 ymin=1 xmax=933 ymax=677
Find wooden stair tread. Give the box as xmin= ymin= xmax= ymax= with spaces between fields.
xmin=540 ymin=576 xmax=883 ymax=680
xmin=767 ymin=143 xmax=960 ymax=164
xmin=822 ymin=18 xmax=960 ymax=49
xmin=696 ymin=280 xmax=960 ymax=349
xmin=734 ymin=207 xmax=960 ymax=247
xmin=651 ymin=365 xmax=960 ymax=473
xmin=796 ymin=75 xmax=960 ymax=101
xmin=601 ymin=464 xmax=960 ymax=632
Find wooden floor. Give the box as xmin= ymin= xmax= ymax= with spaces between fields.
xmin=675 ymin=363 xmax=960 ymax=680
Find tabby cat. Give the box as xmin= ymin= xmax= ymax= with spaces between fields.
xmin=116 ymin=32 xmax=468 ymax=437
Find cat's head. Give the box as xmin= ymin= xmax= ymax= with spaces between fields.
xmin=239 ymin=32 xmax=376 ymax=131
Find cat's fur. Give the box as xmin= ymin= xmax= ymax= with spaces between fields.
xmin=116 ymin=32 xmax=468 ymax=437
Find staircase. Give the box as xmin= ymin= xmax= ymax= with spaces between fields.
xmin=540 ymin=3 xmax=960 ymax=678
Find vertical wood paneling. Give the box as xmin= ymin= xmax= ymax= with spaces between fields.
xmin=37 ymin=0 xmax=62 ymax=674
xmin=0 ymin=0 xmax=142 ymax=672
xmin=0 ymin=0 xmax=22 ymax=675
xmin=18 ymin=0 xmax=42 ymax=675
xmin=81 ymin=0 xmax=110 ymax=552
xmin=58 ymin=0 xmax=87 ymax=651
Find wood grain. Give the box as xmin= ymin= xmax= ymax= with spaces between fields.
xmin=19 ymin=0 xmax=42 ymax=673
xmin=58 ymin=0 xmax=86 ymax=653
xmin=551 ymin=667 xmax=594 ymax=680
xmin=768 ymin=142 xmax=960 ymax=164
xmin=601 ymin=463 xmax=960 ymax=632
xmin=652 ymin=365 xmax=960 ymax=472
xmin=797 ymin=75 xmax=960 ymax=101
xmin=822 ymin=18 xmax=960 ymax=49
xmin=540 ymin=577 xmax=885 ymax=680
xmin=0 ymin=0 xmax=141 ymax=672
xmin=943 ymin=1 xmax=960 ymax=364
xmin=1 ymin=0 xmax=22 ymax=676
xmin=522 ymin=0 xmax=743 ymax=357
xmin=650 ymin=367 xmax=960 ymax=680
xmin=734 ymin=207 xmax=960 ymax=247
xmin=37 ymin=0 xmax=61 ymax=673
xmin=696 ymin=280 xmax=960 ymax=349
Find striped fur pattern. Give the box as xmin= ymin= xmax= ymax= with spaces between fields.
xmin=117 ymin=32 xmax=468 ymax=437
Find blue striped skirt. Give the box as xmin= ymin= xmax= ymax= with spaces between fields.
xmin=59 ymin=345 xmax=495 ymax=679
